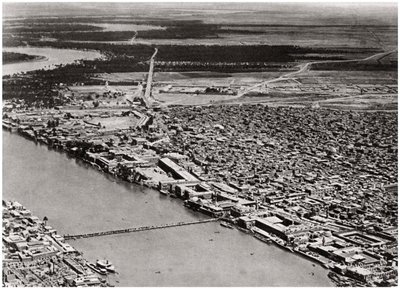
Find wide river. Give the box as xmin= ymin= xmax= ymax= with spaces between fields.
xmin=2 ymin=48 xmax=333 ymax=286
xmin=3 ymin=46 xmax=103 ymax=76
xmin=3 ymin=131 xmax=333 ymax=287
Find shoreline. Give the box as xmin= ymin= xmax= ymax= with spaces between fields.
xmin=3 ymin=103 xmax=396 ymax=284
xmin=3 ymin=128 xmax=338 ymax=287
xmin=2 ymin=46 xmax=106 ymax=76
xmin=2 ymin=199 xmax=115 ymax=287
xmin=3 ymin=55 xmax=49 ymax=65
xmin=2 ymin=126 xmax=340 ymax=284
xmin=3 ymin=45 xmax=105 ymax=56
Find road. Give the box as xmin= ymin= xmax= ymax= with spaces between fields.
xmin=129 ymin=31 xmax=138 ymax=44
xmin=238 ymin=49 xmax=397 ymax=97
xmin=142 ymin=48 xmax=158 ymax=107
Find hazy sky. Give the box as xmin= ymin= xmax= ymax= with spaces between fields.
xmin=3 ymin=2 xmax=398 ymax=26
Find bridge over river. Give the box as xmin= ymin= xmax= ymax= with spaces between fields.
xmin=64 ymin=218 xmax=219 ymax=240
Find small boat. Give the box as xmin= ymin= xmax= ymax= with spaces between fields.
xmin=286 ymin=246 xmax=294 ymax=253
xmin=237 ymin=227 xmax=249 ymax=233
xmin=322 ymin=262 xmax=332 ymax=269
xmin=254 ymin=234 xmax=272 ymax=244
xmin=220 ymin=222 xmax=234 ymax=229
xmin=106 ymin=264 xmax=116 ymax=273
xmin=96 ymin=260 xmax=116 ymax=273
xmin=159 ymin=189 xmax=169 ymax=196
xmin=87 ymin=263 xmax=107 ymax=275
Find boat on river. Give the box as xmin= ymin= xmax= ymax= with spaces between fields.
xmin=254 ymin=233 xmax=273 ymax=244
xmin=96 ymin=259 xmax=116 ymax=273
xmin=87 ymin=263 xmax=107 ymax=275
xmin=159 ymin=189 xmax=169 ymax=196
xmin=220 ymin=221 xmax=234 ymax=229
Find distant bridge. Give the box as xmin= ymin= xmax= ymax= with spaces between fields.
xmin=64 ymin=218 xmax=219 ymax=240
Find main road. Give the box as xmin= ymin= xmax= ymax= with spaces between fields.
xmin=143 ymin=47 xmax=158 ymax=107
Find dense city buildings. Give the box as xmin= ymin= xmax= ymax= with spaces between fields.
xmin=2 ymin=2 xmax=398 ymax=287
xmin=2 ymin=200 xmax=115 ymax=287
xmin=3 ymin=101 xmax=398 ymax=286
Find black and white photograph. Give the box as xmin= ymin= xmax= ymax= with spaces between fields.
xmin=2 ymin=1 xmax=398 ymax=287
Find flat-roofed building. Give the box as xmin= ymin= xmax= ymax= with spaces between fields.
xmin=158 ymin=158 xmax=199 ymax=182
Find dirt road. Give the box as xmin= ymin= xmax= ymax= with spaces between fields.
xmin=239 ymin=49 xmax=397 ymax=97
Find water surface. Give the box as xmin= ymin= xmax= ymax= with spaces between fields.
xmin=3 ymin=131 xmax=333 ymax=286
xmin=3 ymin=46 xmax=102 ymax=76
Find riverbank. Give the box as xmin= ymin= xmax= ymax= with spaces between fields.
xmin=3 ymin=129 xmax=334 ymax=286
xmin=4 ymin=95 xmax=398 ymax=287
xmin=2 ymin=200 xmax=114 ymax=287
xmin=2 ymin=46 xmax=103 ymax=76
xmin=5 ymin=103 xmax=397 ymax=287
xmin=2 ymin=119 xmax=342 ymax=286
xmin=3 ymin=51 xmax=48 ymax=65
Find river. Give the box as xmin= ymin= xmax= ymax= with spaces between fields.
xmin=2 ymin=131 xmax=333 ymax=287
xmin=2 ymin=46 xmax=103 ymax=76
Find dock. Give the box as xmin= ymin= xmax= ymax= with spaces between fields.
xmin=64 ymin=218 xmax=219 ymax=240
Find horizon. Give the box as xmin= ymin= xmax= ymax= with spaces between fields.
xmin=3 ymin=2 xmax=398 ymax=26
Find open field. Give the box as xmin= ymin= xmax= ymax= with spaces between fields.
xmin=67 ymin=84 xmax=142 ymax=107
xmin=57 ymin=107 xmax=141 ymax=130
xmin=94 ymin=71 xmax=289 ymax=84
xmin=91 ymin=116 xmax=139 ymax=131
xmin=94 ymin=69 xmax=397 ymax=86
xmin=154 ymin=92 xmax=237 ymax=106
xmin=2 ymin=4 xmax=397 ymax=110
xmin=81 ymin=22 xmax=165 ymax=32
xmin=90 ymin=63 xmax=397 ymax=110
xmin=3 ymin=9 xmax=397 ymax=49
xmin=131 ymin=25 xmax=397 ymax=48
xmin=149 ymin=65 xmax=397 ymax=109
xmin=93 ymin=72 xmax=148 ymax=83
xmin=207 ymin=92 xmax=398 ymax=111
xmin=318 ymin=94 xmax=397 ymax=111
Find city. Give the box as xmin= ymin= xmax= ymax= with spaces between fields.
xmin=2 ymin=2 xmax=398 ymax=287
